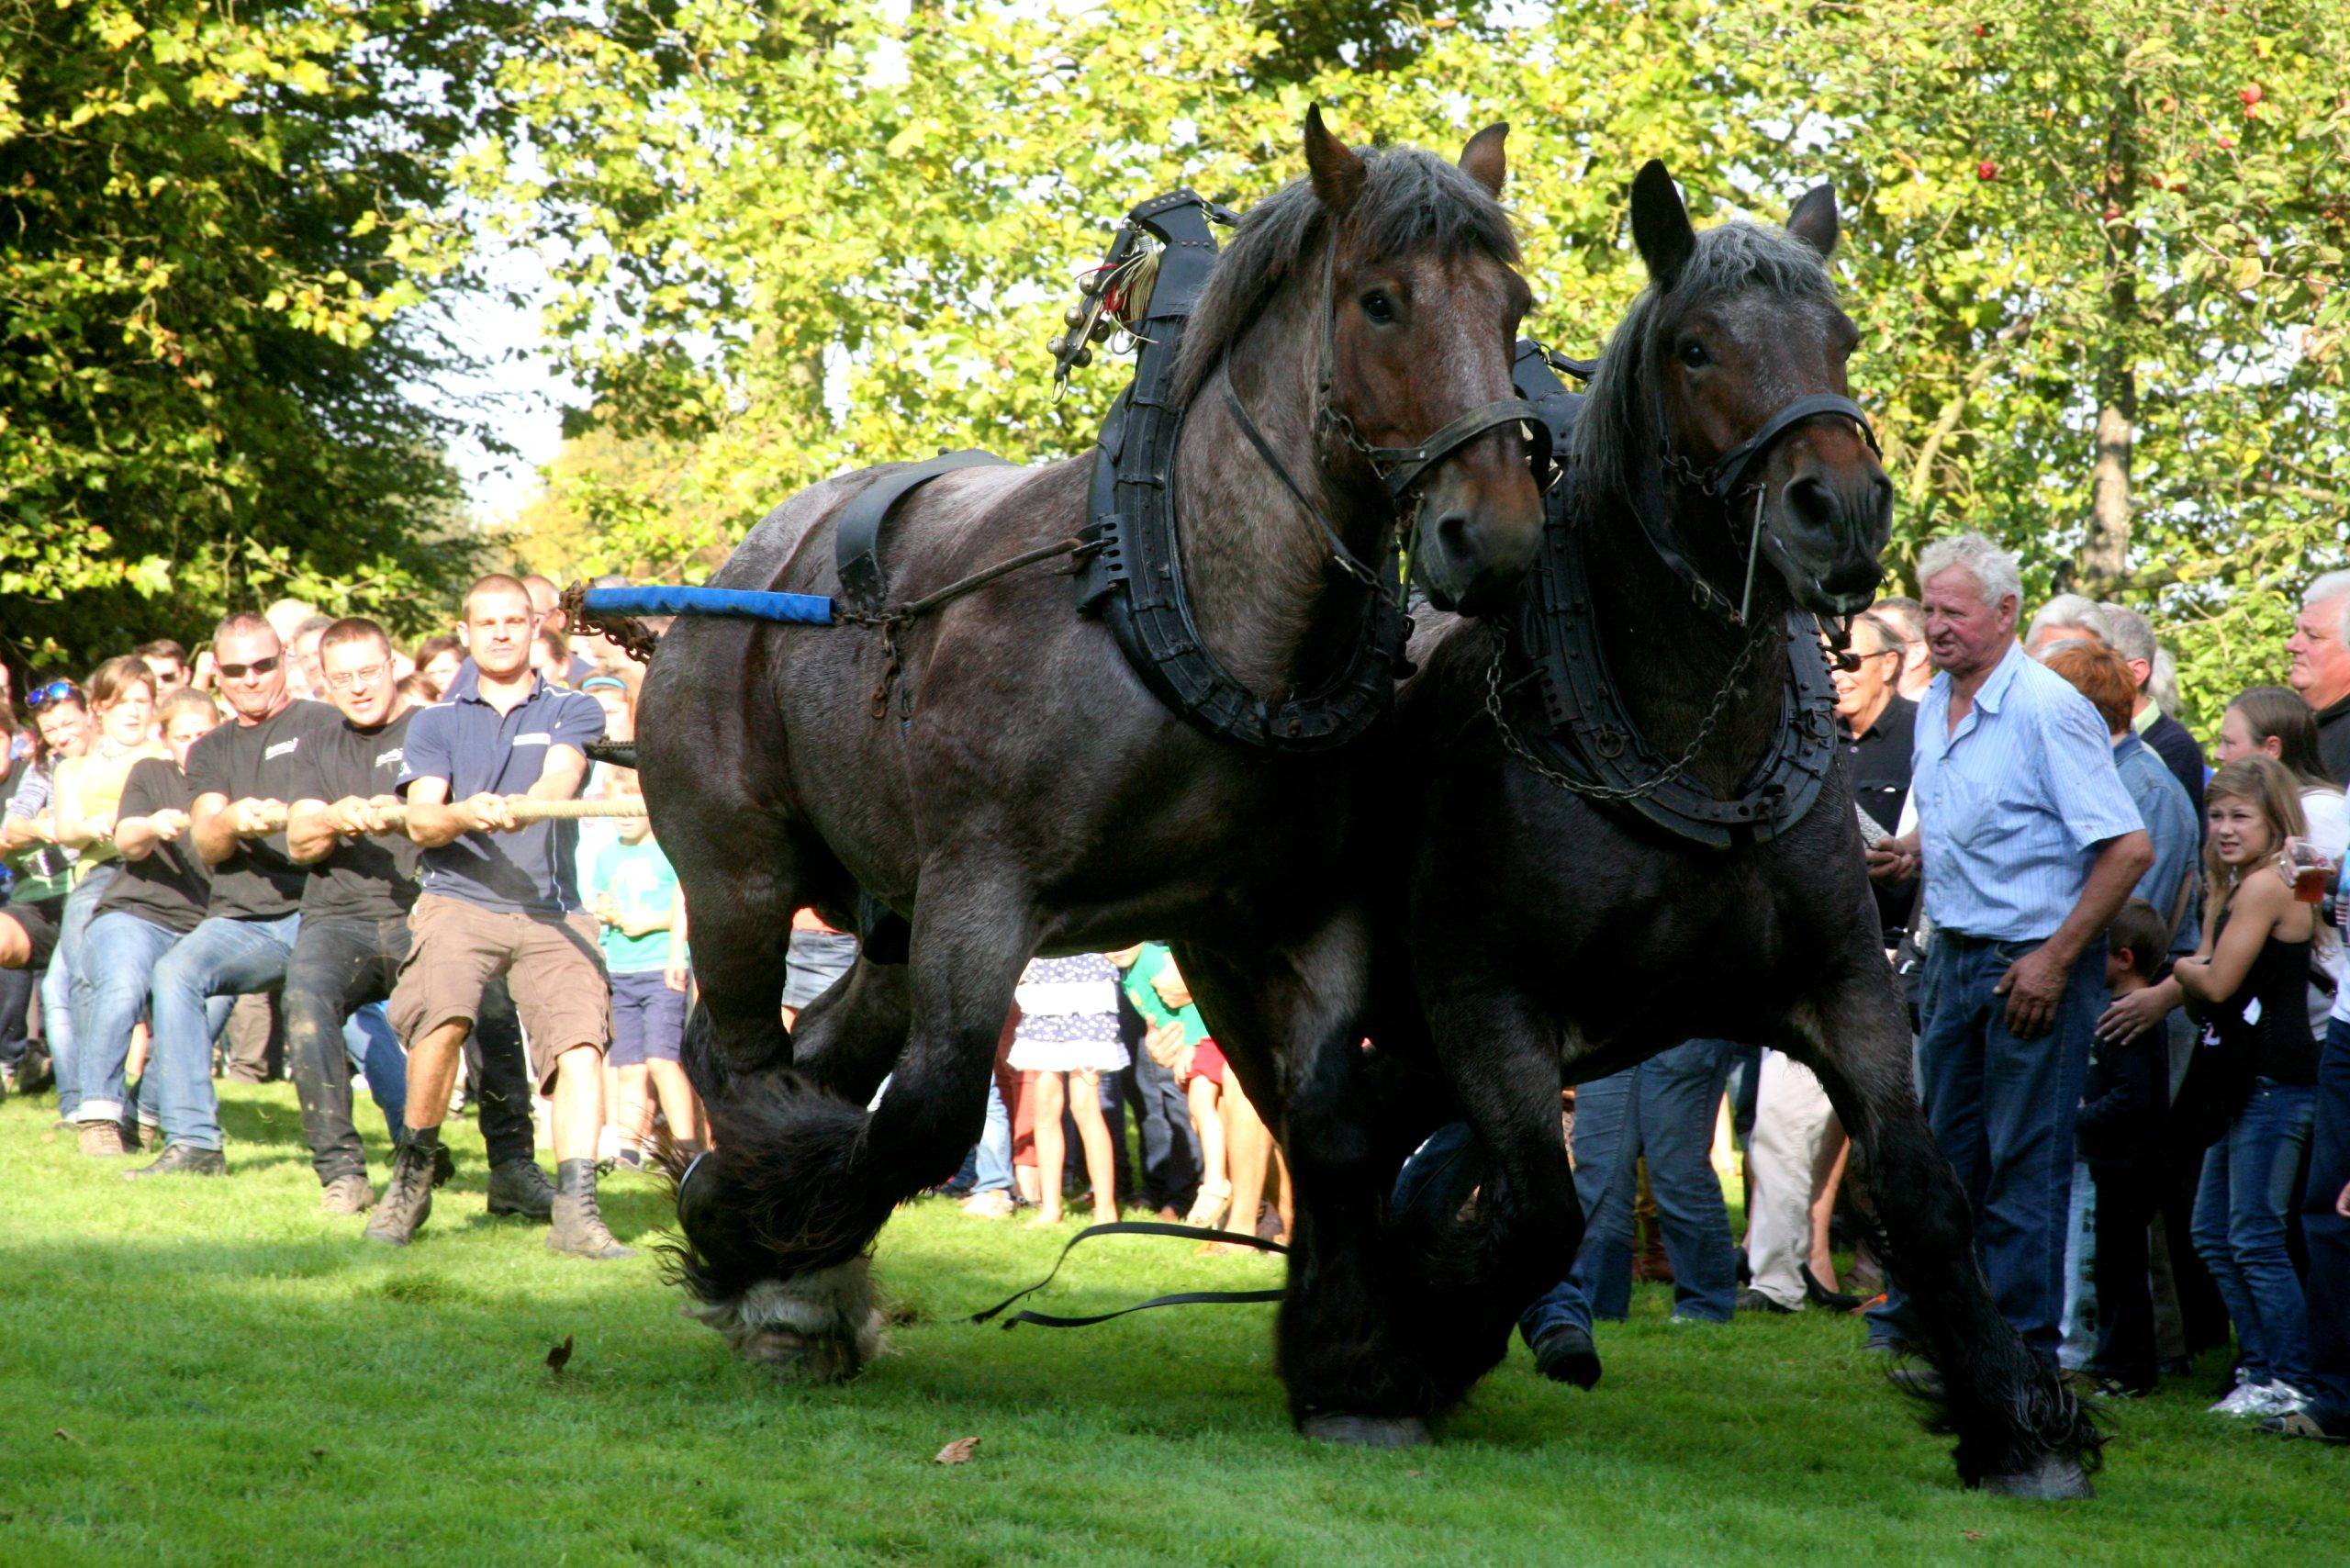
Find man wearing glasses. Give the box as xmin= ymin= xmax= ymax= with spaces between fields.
xmin=134 ymin=613 xmax=335 ymax=1177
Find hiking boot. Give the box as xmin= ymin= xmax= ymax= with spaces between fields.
xmin=1530 ymin=1323 xmax=1602 ymax=1389
xmin=547 ymin=1159 xmax=634 ymax=1260
xmin=127 ymin=1144 xmax=227 ymax=1179
xmin=487 ymin=1158 xmax=555 ymax=1221
xmin=16 ymin=1042 xmax=52 ymax=1095
xmin=393 ymin=1131 xmax=457 ymax=1188
xmin=78 ymin=1121 xmax=129 ymax=1158
xmin=1736 ymin=1288 xmax=1796 ymax=1315
xmin=320 ymin=1174 xmax=376 ymax=1215
xmin=130 ymin=1119 xmax=164 ymax=1152
xmin=364 ymin=1142 xmax=437 ymax=1246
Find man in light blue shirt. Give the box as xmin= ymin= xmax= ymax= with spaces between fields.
xmin=1866 ymin=534 xmax=2152 ymax=1366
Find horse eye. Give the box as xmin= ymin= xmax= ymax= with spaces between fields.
xmin=1360 ymin=290 xmax=1396 ymax=325
xmin=1677 ymin=340 xmax=1709 ymax=369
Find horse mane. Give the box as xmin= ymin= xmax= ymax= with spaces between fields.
xmin=1564 ymin=218 xmax=1843 ymax=514
xmin=1170 ymin=145 xmax=1519 ymax=406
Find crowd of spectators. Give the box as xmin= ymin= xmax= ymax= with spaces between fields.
xmin=4 ymin=538 xmax=2347 ymax=1449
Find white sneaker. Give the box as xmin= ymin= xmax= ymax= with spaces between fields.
xmin=2210 ymin=1379 xmax=2266 ymax=1416
xmin=2254 ymin=1382 xmax=2311 ymax=1417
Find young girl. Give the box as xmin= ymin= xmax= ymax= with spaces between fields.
xmin=1117 ymin=944 xmax=1229 ymax=1228
xmin=2173 ymin=756 xmax=2323 ymax=1420
xmin=582 ymin=767 xmax=702 ymax=1167
xmin=1007 ymin=954 xmax=1127 ymax=1227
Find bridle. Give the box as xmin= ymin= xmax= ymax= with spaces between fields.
xmin=1219 ymin=237 xmax=1551 ymax=599
xmin=1644 ymin=375 xmax=1880 ymax=626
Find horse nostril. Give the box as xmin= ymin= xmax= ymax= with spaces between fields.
xmin=1432 ymin=510 xmax=1475 ymax=566
xmin=1784 ymin=475 xmax=1837 ymax=532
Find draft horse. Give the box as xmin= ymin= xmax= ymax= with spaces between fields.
xmin=636 ymin=112 xmax=1547 ymax=1434
xmin=1357 ymin=164 xmax=2104 ymax=1495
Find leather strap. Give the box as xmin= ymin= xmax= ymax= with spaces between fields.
xmin=1697 ymin=392 xmax=1880 ymax=502
xmin=834 ymin=449 xmax=1012 ymax=611
xmin=968 ymin=1220 xmax=1289 ymax=1330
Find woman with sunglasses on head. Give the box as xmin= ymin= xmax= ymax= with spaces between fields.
xmin=50 ymin=659 xmax=172 ymax=1155
xmin=1 ymin=680 xmax=94 ymax=1108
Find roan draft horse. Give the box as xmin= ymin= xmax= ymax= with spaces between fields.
xmin=1366 ymin=164 xmax=2104 ymax=1495
xmin=636 ymin=112 xmax=1547 ymax=1433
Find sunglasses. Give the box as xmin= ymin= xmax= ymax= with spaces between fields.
xmin=217 ymin=655 xmax=284 ymax=680
xmin=28 ymin=680 xmax=81 ymax=711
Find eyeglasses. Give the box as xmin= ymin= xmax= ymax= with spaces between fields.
xmin=216 ymin=655 xmax=283 ymax=680
xmin=325 ymin=664 xmax=388 ymax=692
xmin=27 ymin=680 xmax=81 ymax=711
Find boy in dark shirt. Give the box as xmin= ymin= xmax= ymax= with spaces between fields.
xmin=72 ymin=689 xmax=218 ymax=1139
xmin=2078 ymin=898 xmax=2175 ymax=1396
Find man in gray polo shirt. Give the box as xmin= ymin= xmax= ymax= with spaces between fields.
xmin=370 ymin=574 xmax=629 ymax=1259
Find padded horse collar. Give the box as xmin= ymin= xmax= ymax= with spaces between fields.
xmin=1074 ymin=190 xmax=1411 ymax=751
xmin=1500 ymin=342 xmax=1840 ymax=848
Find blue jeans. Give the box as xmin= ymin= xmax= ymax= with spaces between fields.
xmin=344 ymin=1002 xmax=405 ymax=1127
xmin=1573 ymin=1039 xmax=1740 ymax=1324
xmin=42 ymin=865 xmax=118 ymax=1119
xmin=2303 ymin=1020 xmax=2350 ymax=1421
xmin=1392 ymin=1120 xmax=1594 ymax=1347
xmin=70 ymin=910 xmax=180 ymax=1123
xmin=2192 ymin=1077 xmax=2317 ymax=1389
xmin=971 ymin=1077 xmax=1013 ymax=1195
xmin=150 ymin=913 xmax=300 ymax=1151
xmin=1869 ymin=933 xmax=2100 ymax=1364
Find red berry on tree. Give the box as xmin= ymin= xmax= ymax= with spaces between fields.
xmin=1977 ymin=160 xmax=1998 ymax=182
xmin=2240 ymin=84 xmax=2263 ymax=106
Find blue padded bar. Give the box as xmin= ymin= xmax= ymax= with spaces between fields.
xmin=581 ymin=585 xmax=837 ymax=626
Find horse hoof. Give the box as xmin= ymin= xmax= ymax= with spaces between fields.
xmin=1301 ymin=1414 xmax=1432 ymax=1449
xmin=1978 ymin=1455 xmax=2095 ymax=1501
xmin=684 ymin=1259 xmax=886 ymax=1383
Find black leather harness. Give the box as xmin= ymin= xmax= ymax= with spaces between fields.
xmin=834 ymin=449 xmax=1013 ymax=611
xmin=1497 ymin=342 xmax=1841 ymax=849
xmin=1072 ymin=191 xmax=1416 ymax=752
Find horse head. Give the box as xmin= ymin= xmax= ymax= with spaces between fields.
xmin=1623 ymin=161 xmax=1893 ymax=618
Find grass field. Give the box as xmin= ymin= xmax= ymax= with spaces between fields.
xmin=2 ymin=1081 xmax=2343 ymax=1565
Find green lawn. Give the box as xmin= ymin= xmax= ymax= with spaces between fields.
xmin=1 ymin=1081 xmax=2341 ymax=1565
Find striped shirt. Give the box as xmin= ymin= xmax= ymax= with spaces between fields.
xmin=1913 ymin=643 xmax=2144 ymax=942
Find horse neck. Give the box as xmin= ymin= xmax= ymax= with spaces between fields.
xmin=1172 ymin=283 xmax=1389 ymax=698
xmin=1583 ymin=476 xmax=1791 ymax=798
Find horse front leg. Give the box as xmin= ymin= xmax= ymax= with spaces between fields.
xmin=1178 ymin=919 xmax=1438 ymax=1446
xmin=673 ymin=868 xmax=1034 ymax=1382
xmin=1782 ymin=956 xmax=2103 ymax=1498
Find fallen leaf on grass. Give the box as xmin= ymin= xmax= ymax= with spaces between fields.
xmin=1964 ymin=1532 xmax=1982 ymax=1542
xmin=547 ymin=1336 xmax=574 ymax=1374
xmin=934 ymin=1437 xmax=980 ymax=1465
xmin=52 ymin=1428 xmax=79 ymax=1445
xmin=309 ymin=1448 xmax=327 ymax=1460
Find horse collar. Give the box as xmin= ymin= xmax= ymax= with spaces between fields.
xmin=1501 ymin=342 xmax=1841 ymax=849
xmin=1072 ymin=191 xmax=1412 ymax=752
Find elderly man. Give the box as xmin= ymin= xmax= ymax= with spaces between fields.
xmin=133 ymin=616 xmax=338 ymax=1175
xmin=1870 ymin=596 xmax=1935 ymax=702
xmin=2291 ymin=570 xmax=2350 ymax=783
xmin=2022 ymin=593 xmax=2117 ymax=655
xmin=2097 ymin=604 xmax=2203 ymax=820
xmin=1866 ymin=534 xmax=2152 ymax=1367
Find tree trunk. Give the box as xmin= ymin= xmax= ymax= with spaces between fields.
xmin=2079 ymin=67 xmax=2140 ymax=595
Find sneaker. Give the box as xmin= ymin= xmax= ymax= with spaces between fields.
xmin=2210 ymin=1379 xmax=2269 ymax=1417
xmin=959 ymin=1189 xmax=1014 ymax=1219
xmin=364 ymin=1143 xmax=437 ymax=1246
xmin=486 ymin=1159 xmax=556 ymax=1221
xmin=2250 ymin=1382 xmax=2311 ymax=1418
xmin=1736 ymin=1288 xmax=1795 ymax=1315
xmin=320 ymin=1174 xmax=376 ymax=1215
xmin=126 ymin=1144 xmax=227 ymax=1179
xmin=77 ymin=1121 xmax=129 ymax=1158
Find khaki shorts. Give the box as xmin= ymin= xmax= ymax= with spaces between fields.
xmin=391 ymin=893 xmax=610 ymax=1092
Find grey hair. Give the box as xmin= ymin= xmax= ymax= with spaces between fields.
xmin=1566 ymin=219 xmax=1842 ymax=514
xmin=2098 ymin=603 xmax=2158 ymax=668
xmin=1916 ymin=532 xmax=2022 ymax=611
xmin=2149 ymin=645 xmax=2182 ymax=720
xmin=1171 ymin=145 xmax=1518 ymax=406
xmin=2304 ymin=569 xmax=2350 ymax=644
xmin=2026 ymin=592 xmax=2115 ymax=648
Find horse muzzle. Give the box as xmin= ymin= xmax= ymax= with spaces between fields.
xmin=1763 ymin=465 xmax=1891 ymax=619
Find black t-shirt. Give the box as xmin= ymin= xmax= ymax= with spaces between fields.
xmin=2318 ymin=694 xmax=2350 ymax=789
xmin=1847 ymin=693 xmax=1918 ymax=942
xmin=95 ymin=758 xmax=210 ymax=935
xmin=2142 ymin=711 xmax=2207 ymax=830
xmin=293 ymin=707 xmax=421 ymax=921
xmin=185 ymin=700 xmax=336 ymax=921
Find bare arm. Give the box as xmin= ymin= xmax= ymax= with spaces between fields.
xmin=2176 ymin=871 xmax=2297 ymax=1004
xmin=285 ymin=797 xmax=341 ymax=865
xmin=112 ymin=807 xmax=189 ymax=864
xmin=665 ymin=890 xmax=691 ymax=991
xmin=400 ymin=775 xmax=480 ymax=849
xmin=526 ymin=745 xmax=588 ymax=803
xmin=190 ymin=790 xmax=240 ymax=866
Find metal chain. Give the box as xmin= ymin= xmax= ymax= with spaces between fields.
xmin=1483 ymin=622 xmax=1774 ymax=802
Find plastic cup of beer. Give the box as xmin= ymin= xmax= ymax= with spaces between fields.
xmin=2284 ymin=836 xmax=2334 ymax=904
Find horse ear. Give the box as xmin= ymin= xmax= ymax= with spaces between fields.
xmin=1304 ymin=105 xmax=1368 ymax=216
xmin=1786 ymin=183 xmax=1840 ymax=258
xmin=1629 ymin=160 xmax=1695 ymax=289
xmin=1459 ymin=122 xmax=1508 ymax=196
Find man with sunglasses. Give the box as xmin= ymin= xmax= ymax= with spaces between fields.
xmin=134 ymin=613 xmax=335 ymax=1177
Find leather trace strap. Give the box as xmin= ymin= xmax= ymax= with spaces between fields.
xmin=969 ymin=1219 xmax=1288 ymax=1330
xmin=834 ymin=449 xmax=1014 ymax=611
xmin=1499 ymin=338 xmax=1841 ymax=849
xmin=1073 ymin=190 xmax=1411 ymax=752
